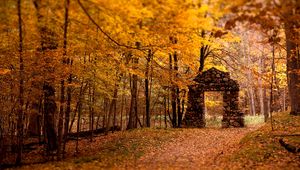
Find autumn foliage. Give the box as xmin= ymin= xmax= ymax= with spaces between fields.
xmin=0 ymin=0 xmax=299 ymax=167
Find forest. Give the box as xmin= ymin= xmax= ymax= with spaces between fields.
xmin=0 ymin=0 xmax=299 ymax=169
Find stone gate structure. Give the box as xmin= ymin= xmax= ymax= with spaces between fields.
xmin=183 ymin=67 xmax=244 ymax=128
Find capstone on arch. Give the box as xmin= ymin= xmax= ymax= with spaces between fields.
xmin=183 ymin=67 xmax=244 ymax=128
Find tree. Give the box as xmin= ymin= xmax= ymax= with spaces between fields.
xmin=16 ymin=0 xmax=24 ymax=165
xmin=33 ymin=0 xmax=59 ymax=153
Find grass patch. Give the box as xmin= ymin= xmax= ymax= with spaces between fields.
xmin=244 ymin=115 xmax=265 ymax=126
xmin=205 ymin=116 xmax=222 ymax=127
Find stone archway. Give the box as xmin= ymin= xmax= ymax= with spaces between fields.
xmin=183 ymin=67 xmax=244 ymax=128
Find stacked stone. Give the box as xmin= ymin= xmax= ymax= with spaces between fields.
xmin=182 ymin=67 xmax=244 ymax=128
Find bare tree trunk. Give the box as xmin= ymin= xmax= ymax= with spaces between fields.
xmin=16 ymin=0 xmax=24 ymax=164
xmin=63 ymin=69 xmax=71 ymax=155
xmin=283 ymin=87 xmax=286 ymax=111
xmin=120 ymin=77 xmax=126 ymax=130
xmin=88 ymin=84 xmax=94 ymax=141
xmin=258 ymin=56 xmax=264 ymax=117
xmin=181 ymin=90 xmax=186 ymax=123
xmin=169 ymin=54 xmax=176 ymax=127
xmin=246 ymin=48 xmax=255 ymax=115
xmin=270 ymin=36 xmax=276 ymax=131
xmin=120 ymin=93 xmax=124 ymax=130
xmin=69 ymin=82 xmax=87 ymax=133
xmin=263 ymin=89 xmax=269 ymax=122
xmin=75 ymin=92 xmax=82 ymax=154
xmin=127 ymin=57 xmax=139 ymax=129
xmin=33 ymin=0 xmax=59 ymax=155
xmin=107 ymin=83 xmax=118 ymax=133
xmin=174 ymin=52 xmax=182 ymax=127
xmin=248 ymin=80 xmax=256 ymax=115
xmin=145 ymin=50 xmax=152 ymax=127
xmin=281 ymin=1 xmax=300 ymax=116
xmin=57 ymin=82 xmax=64 ymax=160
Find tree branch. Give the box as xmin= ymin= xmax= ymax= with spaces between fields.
xmin=77 ymin=0 xmax=140 ymax=50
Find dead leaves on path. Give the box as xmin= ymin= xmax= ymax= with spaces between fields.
xmin=137 ymin=127 xmax=258 ymax=169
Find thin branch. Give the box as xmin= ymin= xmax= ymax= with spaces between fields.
xmin=77 ymin=0 xmax=166 ymax=51
xmin=77 ymin=0 xmax=139 ymax=50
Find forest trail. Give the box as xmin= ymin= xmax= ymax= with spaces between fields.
xmin=136 ymin=127 xmax=260 ymax=169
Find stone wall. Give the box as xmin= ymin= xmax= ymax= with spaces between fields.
xmin=183 ymin=67 xmax=244 ymax=128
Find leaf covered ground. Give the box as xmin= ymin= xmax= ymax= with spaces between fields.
xmin=8 ymin=112 xmax=300 ymax=170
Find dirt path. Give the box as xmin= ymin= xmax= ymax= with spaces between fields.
xmin=136 ymin=127 xmax=259 ymax=169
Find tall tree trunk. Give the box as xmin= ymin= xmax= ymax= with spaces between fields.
xmin=247 ymin=59 xmax=255 ymax=115
xmin=164 ymin=96 xmax=168 ymax=128
xmin=285 ymin=15 xmax=300 ymax=115
xmin=75 ymin=91 xmax=82 ymax=154
xmin=145 ymin=50 xmax=152 ymax=127
xmin=62 ymin=0 xmax=71 ymax=157
xmin=43 ymin=84 xmax=58 ymax=152
xmin=107 ymin=82 xmax=118 ymax=132
xmin=258 ymin=55 xmax=264 ymax=117
xmin=270 ymin=39 xmax=276 ymax=130
xmin=174 ymin=52 xmax=182 ymax=127
xmin=127 ymin=57 xmax=139 ymax=129
xmin=16 ymin=0 xmax=24 ymax=164
xmin=119 ymin=76 xmax=126 ymax=130
xmin=283 ymin=87 xmax=286 ymax=111
xmin=57 ymin=80 xmax=64 ymax=160
xmin=33 ymin=0 xmax=58 ymax=153
xmin=88 ymin=84 xmax=94 ymax=141
xmin=170 ymin=54 xmax=176 ymax=127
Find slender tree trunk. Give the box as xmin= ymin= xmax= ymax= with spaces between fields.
xmin=58 ymin=0 xmax=70 ymax=159
xmin=16 ymin=0 xmax=24 ymax=164
xmin=88 ymin=84 xmax=94 ymax=141
xmin=120 ymin=76 xmax=126 ymax=130
xmin=145 ymin=50 xmax=152 ymax=127
xmin=127 ymin=57 xmax=139 ymax=129
xmin=57 ymin=81 xmax=64 ymax=160
xmin=270 ymin=38 xmax=276 ymax=131
xmin=246 ymin=50 xmax=255 ymax=115
xmin=69 ymin=82 xmax=86 ymax=132
xmin=258 ymin=56 xmax=264 ymax=117
xmin=113 ymin=96 xmax=117 ymax=132
xmin=174 ymin=52 xmax=182 ymax=127
xmin=169 ymin=54 xmax=176 ymax=127
xmin=181 ymin=90 xmax=186 ymax=123
xmin=107 ymin=83 xmax=118 ymax=133
xmin=283 ymin=87 xmax=286 ymax=111
xmin=75 ymin=92 xmax=82 ymax=154
xmin=164 ymin=96 xmax=168 ymax=128
xmin=120 ymin=93 xmax=124 ymax=130
xmin=33 ymin=0 xmax=59 ymax=154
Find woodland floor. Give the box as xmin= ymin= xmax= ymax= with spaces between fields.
xmin=136 ymin=127 xmax=258 ymax=169
xmin=5 ymin=112 xmax=300 ymax=170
